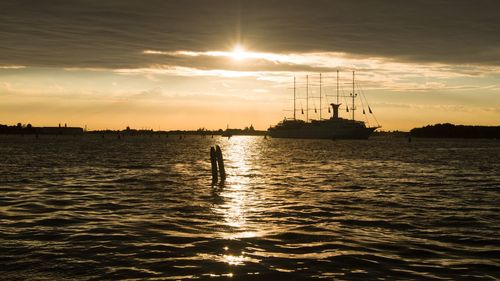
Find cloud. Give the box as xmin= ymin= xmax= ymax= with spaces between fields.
xmin=0 ymin=65 xmax=25 ymax=69
xmin=1 ymin=0 xmax=500 ymax=69
xmin=108 ymin=51 xmax=500 ymax=92
xmin=130 ymin=87 xmax=164 ymax=99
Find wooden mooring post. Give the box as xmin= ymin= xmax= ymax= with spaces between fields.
xmin=210 ymin=145 xmax=226 ymax=184
xmin=215 ymin=145 xmax=226 ymax=182
xmin=210 ymin=147 xmax=218 ymax=184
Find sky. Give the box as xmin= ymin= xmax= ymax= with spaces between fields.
xmin=1 ymin=0 xmax=500 ymax=131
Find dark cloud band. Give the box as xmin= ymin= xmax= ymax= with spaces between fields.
xmin=1 ymin=0 xmax=499 ymax=68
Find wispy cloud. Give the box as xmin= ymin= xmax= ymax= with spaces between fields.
xmin=0 ymin=65 xmax=25 ymax=69
xmin=135 ymin=49 xmax=500 ymax=91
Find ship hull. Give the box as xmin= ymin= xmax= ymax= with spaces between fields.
xmin=268 ymin=119 xmax=377 ymax=140
xmin=268 ymin=127 xmax=376 ymax=139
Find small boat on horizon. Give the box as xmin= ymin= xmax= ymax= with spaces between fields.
xmin=268 ymin=71 xmax=380 ymax=139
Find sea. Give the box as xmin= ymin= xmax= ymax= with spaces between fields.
xmin=0 ymin=135 xmax=499 ymax=280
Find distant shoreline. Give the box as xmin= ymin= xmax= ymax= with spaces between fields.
xmin=1 ymin=123 xmax=499 ymax=139
xmin=0 ymin=124 xmax=266 ymax=136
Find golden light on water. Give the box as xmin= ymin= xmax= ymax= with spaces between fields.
xmin=208 ymin=137 xmax=269 ymax=268
xmin=222 ymin=254 xmax=251 ymax=265
xmin=214 ymin=137 xmax=256 ymax=234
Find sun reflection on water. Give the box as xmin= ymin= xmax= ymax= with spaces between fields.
xmin=222 ymin=254 xmax=252 ymax=266
xmin=209 ymin=136 xmax=267 ymax=267
xmin=212 ymin=137 xmax=263 ymax=237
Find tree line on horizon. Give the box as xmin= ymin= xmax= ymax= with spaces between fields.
xmin=410 ymin=123 xmax=500 ymax=139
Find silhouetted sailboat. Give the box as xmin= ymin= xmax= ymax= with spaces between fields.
xmin=268 ymin=71 xmax=380 ymax=139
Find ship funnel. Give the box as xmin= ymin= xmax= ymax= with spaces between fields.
xmin=330 ymin=103 xmax=341 ymax=119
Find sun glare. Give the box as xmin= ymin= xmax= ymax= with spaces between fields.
xmin=231 ymin=45 xmax=247 ymax=60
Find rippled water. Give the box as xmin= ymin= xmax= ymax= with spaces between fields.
xmin=1 ymin=135 xmax=499 ymax=280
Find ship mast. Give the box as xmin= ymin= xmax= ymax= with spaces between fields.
xmin=306 ymin=75 xmax=309 ymax=122
xmin=319 ymin=73 xmax=322 ymax=120
xmin=293 ymin=76 xmax=296 ymax=120
xmin=330 ymin=69 xmax=342 ymax=119
xmin=336 ymin=69 xmax=339 ymax=104
xmin=351 ymin=71 xmax=357 ymax=121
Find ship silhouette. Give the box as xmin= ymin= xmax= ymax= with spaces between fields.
xmin=268 ymin=71 xmax=380 ymax=139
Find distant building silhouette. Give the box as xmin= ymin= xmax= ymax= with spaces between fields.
xmin=0 ymin=123 xmax=84 ymax=135
xmin=40 ymin=127 xmax=83 ymax=135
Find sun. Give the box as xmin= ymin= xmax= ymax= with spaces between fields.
xmin=230 ymin=44 xmax=248 ymax=60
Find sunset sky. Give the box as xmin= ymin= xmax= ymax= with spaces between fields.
xmin=1 ymin=0 xmax=499 ymax=131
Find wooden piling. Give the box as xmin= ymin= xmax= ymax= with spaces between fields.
xmin=210 ymin=146 xmax=218 ymax=183
xmin=215 ymin=145 xmax=226 ymax=182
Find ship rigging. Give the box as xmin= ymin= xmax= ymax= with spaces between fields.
xmin=268 ymin=71 xmax=380 ymax=139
